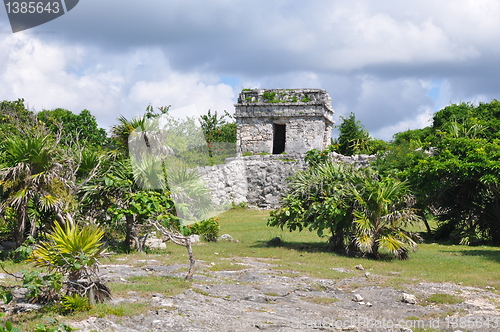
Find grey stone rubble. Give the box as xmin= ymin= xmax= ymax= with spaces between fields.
xmin=402 ymin=293 xmax=418 ymax=304
xmin=61 ymin=258 xmax=500 ymax=332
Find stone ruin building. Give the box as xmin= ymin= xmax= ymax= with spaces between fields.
xmin=234 ymin=89 xmax=334 ymax=155
xmin=197 ymin=88 xmax=373 ymax=209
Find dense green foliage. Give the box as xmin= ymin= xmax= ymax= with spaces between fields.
xmin=377 ymin=100 xmax=500 ymax=244
xmin=333 ymin=112 xmax=388 ymax=155
xmin=276 ymin=99 xmax=500 ymax=250
xmin=0 ymin=100 xmax=225 ymax=251
xmin=0 ymin=133 xmax=71 ymax=245
xmin=182 ymin=217 xmax=220 ymax=242
xmin=199 ymin=110 xmax=237 ymax=165
xmin=37 ymin=108 xmax=108 ymax=148
xmin=400 ymin=136 xmax=500 ymax=244
xmin=268 ymin=162 xmax=422 ymax=259
xmin=0 ymin=99 xmax=37 ymax=139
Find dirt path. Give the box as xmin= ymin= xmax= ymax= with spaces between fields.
xmin=69 ymin=257 xmax=500 ymax=332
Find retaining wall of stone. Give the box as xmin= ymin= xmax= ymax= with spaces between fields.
xmin=196 ymin=152 xmax=375 ymax=209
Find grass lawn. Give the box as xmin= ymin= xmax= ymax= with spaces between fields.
xmin=108 ymin=207 xmax=500 ymax=290
xmin=196 ymin=208 xmax=500 ymax=290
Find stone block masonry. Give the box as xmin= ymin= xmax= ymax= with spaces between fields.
xmin=196 ymin=154 xmax=306 ymax=209
xmin=196 ymin=153 xmax=375 ymax=209
xmin=235 ymin=89 xmax=334 ymax=155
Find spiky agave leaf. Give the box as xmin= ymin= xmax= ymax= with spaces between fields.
xmin=29 ymin=222 xmax=105 ymax=276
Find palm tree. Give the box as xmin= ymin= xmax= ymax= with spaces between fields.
xmin=0 ymin=134 xmax=70 ymax=246
xmin=268 ymin=161 xmax=423 ymax=259
xmin=112 ymin=114 xmax=153 ymax=156
xmin=348 ymin=169 xmax=422 ymax=259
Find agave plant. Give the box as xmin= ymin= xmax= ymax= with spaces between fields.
xmin=29 ymin=221 xmax=110 ymax=302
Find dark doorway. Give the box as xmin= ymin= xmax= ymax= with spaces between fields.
xmin=273 ymin=123 xmax=286 ymax=154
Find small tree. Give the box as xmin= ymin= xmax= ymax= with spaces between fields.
xmin=199 ymin=110 xmax=237 ymax=165
xmin=334 ymin=113 xmax=388 ymax=155
xmin=348 ymin=169 xmax=422 ymax=259
xmin=335 ymin=113 xmax=371 ymax=155
xmin=37 ymin=108 xmax=109 ymax=148
xmin=403 ymin=136 xmax=500 ymax=245
xmin=109 ymin=190 xmax=177 ymax=251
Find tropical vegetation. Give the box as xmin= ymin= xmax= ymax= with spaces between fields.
xmin=2 ymin=95 xmax=500 ymax=328
xmin=268 ymin=162 xmax=422 ymax=259
xmin=0 ymin=99 xmax=234 ymax=314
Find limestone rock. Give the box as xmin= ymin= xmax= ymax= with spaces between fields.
xmin=189 ymin=235 xmax=200 ymax=243
xmin=353 ymin=293 xmax=364 ymax=302
xmin=355 ymin=264 xmax=364 ymax=271
xmin=218 ymin=234 xmax=238 ymax=242
xmin=402 ymin=292 xmax=417 ymax=304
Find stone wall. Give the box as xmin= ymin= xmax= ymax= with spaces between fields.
xmin=196 ymin=158 xmax=248 ymax=207
xmin=196 ymin=153 xmax=375 ymax=209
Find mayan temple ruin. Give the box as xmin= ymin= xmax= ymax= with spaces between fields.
xmin=234 ymin=88 xmax=335 ymax=155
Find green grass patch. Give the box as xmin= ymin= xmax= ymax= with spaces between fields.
xmin=72 ymin=301 xmax=152 ymax=319
xmin=192 ymin=288 xmax=211 ymax=296
xmin=302 ymin=296 xmax=338 ymax=305
xmin=424 ymin=293 xmax=464 ymax=305
xmin=109 ymin=275 xmax=191 ymax=297
xmin=209 ymin=209 xmax=500 ymax=290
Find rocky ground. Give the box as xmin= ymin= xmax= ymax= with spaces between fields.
xmin=55 ymin=256 xmax=500 ymax=332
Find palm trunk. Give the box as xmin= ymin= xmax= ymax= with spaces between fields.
xmin=29 ymin=218 xmax=37 ymax=238
xmin=419 ymin=206 xmax=432 ymax=234
xmin=14 ymin=206 xmax=27 ymax=247
xmin=371 ymin=240 xmax=380 ymax=259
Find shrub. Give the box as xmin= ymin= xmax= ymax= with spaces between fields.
xmin=183 ymin=217 xmax=220 ymax=242
xmin=22 ymin=270 xmax=63 ymax=304
xmin=268 ymin=162 xmax=422 ymax=259
xmin=0 ymin=321 xmax=20 ymax=332
xmin=28 ymin=221 xmax=110 ymax=303
xmin=61 ymin=293 xmax=91 ymax=313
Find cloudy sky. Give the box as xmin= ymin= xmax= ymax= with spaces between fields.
xmin=1 ymin=0 xmax=500 ymax=140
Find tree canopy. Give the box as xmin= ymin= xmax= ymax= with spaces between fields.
xmin=378 ymin=100 xmax=500 ymax=244
xmin=333 ymin=112 xmax=388 ymax=156
xmin=38 ymin=108 xmax=109 ymax=148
